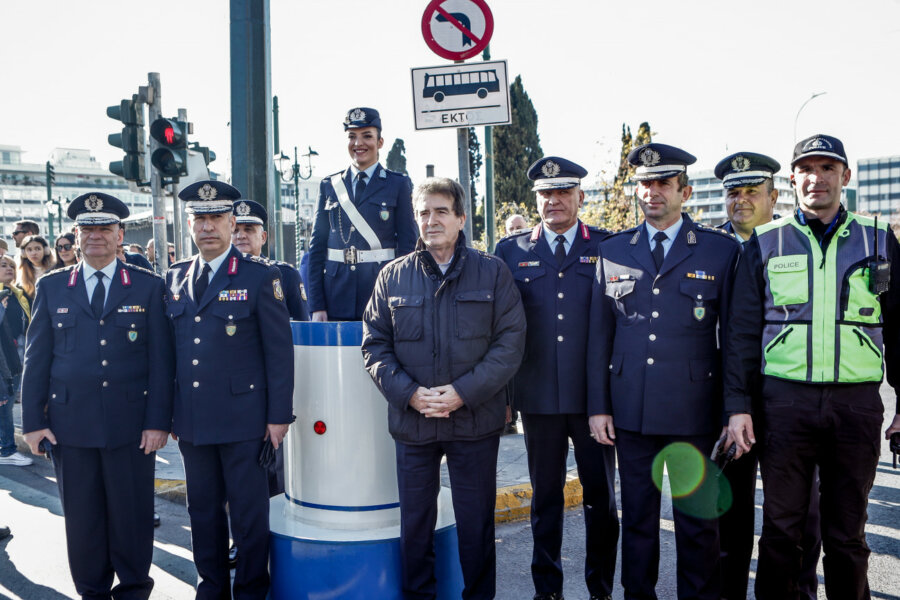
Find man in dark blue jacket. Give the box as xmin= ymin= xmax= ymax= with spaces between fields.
xmin=587 ymin=144 xmax=741 ymax=600
xmin=167 ymin=180 xmax=294 ymax=600
xmin=308 ymin=107 xmax=416 ymax=321
xmin=22 ymin=192 xmax=173 ymax=600
xmin=362 ymin=177 xmax=525 ymax=600
xmin=495 ymin=157 xmax=617 ymax=600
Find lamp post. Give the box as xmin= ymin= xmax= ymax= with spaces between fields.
xmin=794 ymin=92 xmax=827 ymax=142
xmin=277 ymin=146 xmax=317 ymax=262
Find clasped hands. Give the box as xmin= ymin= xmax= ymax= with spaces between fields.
xmin=409 ymin=385 xmax=464 ymax=418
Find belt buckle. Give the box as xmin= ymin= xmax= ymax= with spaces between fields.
xmin=344 ymin=246 xmax=359 ymax=264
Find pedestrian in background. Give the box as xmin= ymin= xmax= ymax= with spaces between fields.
xmin=54 ymin=232 xmax=79 ymax=267
xmin=0 ymin=254 xmax=30 ymax=467
xmin=17 ymin=234 xmax=56 ymax=301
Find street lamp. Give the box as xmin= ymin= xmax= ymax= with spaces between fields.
xmin=794 ymin=92 xmax=827 ymax=142
xmin=276 ymin=146 xmax=318 ymax=258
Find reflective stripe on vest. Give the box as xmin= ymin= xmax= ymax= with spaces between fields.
xmin=756 ymin=212 xmax=888 ymax=383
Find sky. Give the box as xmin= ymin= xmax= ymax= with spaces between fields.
xmin=2 ymin=0 xmax=900 ymax=191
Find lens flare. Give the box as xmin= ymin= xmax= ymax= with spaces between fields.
xmin=651 ymin=442 xmax=733 ymax=519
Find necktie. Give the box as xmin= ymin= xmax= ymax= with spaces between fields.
xmin=554 ymin=235 xmax=567 ymax=266
xmin=354 ymin=172 xmax=368 ymax=204
xmin=652 ymin=231 xmax=668 ymax=271
xmin=91 ymin=272 xmax=105 ymax=318
xmin=194 ymin=263 xmax=211 ymax=301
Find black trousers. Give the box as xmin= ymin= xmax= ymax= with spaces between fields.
xmin=719 ymin=445 xmax=821 ymax=600
xmin=53 ymin=444 xmax=155 ymax=600
xmin=395 ymin=436 xmax=500 ymax=600
xmin=179 ymin=439 xmax=270 ymax=600
xmin=616 ymin=429 xmax=721 ymax=600
xmin=521 ymin=412 xmax=618 ymax=597
xmin=756 ymin=378 xmax=882 ymax=600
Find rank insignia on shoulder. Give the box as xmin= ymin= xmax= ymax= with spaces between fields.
xmin=56 ymin=307 xmax=69 ymax=313
xmin=117 ymin=305 xmax=146 ymax=313
xmin=579 ymin=256 xmax=598 ymax=264
xmin=273 ymin=278 xmax=284 ymax=301
xmin=686 ymin=271 xmax=715 ymax=281
xmin=518 ymin=261 xmax=541 ymax=268
xmin=218 ymin=289 xmax=248 ymax=302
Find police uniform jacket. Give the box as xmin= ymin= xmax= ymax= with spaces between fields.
xmin=22 ymin=262 xmax=174 ymax=448
xmin=165 ymin=246 xmax=294 ymax=445
xmin=495 ymin=221 xmax=608 ymax=414
xmin=308 ymin=164 xmax=416 ymax=319
xmin=586 ymin=214 xmax=740 ymax=436
xmin=361 ymin=234 xmax=526 ymax=444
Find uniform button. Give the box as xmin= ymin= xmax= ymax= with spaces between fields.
xmin=486 ymin=295 xmax=491 ymax=300
xmin=557 ymin=314 xmax=564 ymax=320
xmin=250 ymin=384 xmax=255 ymax=390
xmin=144 ymin=390 xmax=148 ymax=396
xmin=193 ymin=381 xmax=199 ymax=388
xmin=57 ymin=323 xmax=62 ymax=328
xmin=100 ymin=339 xmax=107 ymax=346
xmin=51 ymin=393 xmax=56 ymax=399
xmin=102 ymin=381 xmax=109 ymax=387
xmin=194 ymin=338 xmax=201 ymax=344
xmin=524 ymin=278 xmax=530 ymax=283
xmin=697 ymin=294 xmax=703 ymax=300
xmin=101 ymin=360 xmax=108 ymax=366
xmin=130 ymin=323 xmax=136 ymax=328
xmin=651 ymin=311 xmax=659 ymax=318
xmin=99 ymin=319 xmax=105 ymax=326
xmin=557 ymin=335 xmax=564 ymax=342
xmin=649 ymin=334 xmax=657 ymax=341
xmin=647 ymin=358 xmax=655 ymax=365
xmin=350 ymin=265 xmax=356 ymax=271
xmin=608 ymin=364 xmax=613 ymax=370
xmin=194 ymin=316 xmax=201 ymax=322
xmin=558 ymin=292 xmax=564 ymax=299
xmin=228 ymin=315 xmax=233 ymax=320
xmin=653 ymin=288 xmax=660 ymax=295
xmin=558 ymin=272 xmax=564 ymax=278
xmin=192 ymin=359 xmax=199 ymax=366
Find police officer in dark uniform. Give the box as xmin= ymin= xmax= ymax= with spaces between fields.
xmin=587 ymin=143 xmax=741 ymax=600
xmin=308 ymin=107 xmax=417 ymax=321
xmin=714 ymin=152 xmax=822 ymax=600
xmin=232 ymin=199 xmax=307 ymax=321
xmin=22 ymin=192 xmax=173 ymax=600
xmin=495 ymin=157 xmax=617 ymax=600
xmin=166 ymin=180 xmax=294 ymax=600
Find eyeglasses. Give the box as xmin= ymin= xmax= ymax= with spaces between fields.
xmin=56 ymin=244 xmax=73 ymax=251
xmin=12 ymin=230 xmax=26 ymax=236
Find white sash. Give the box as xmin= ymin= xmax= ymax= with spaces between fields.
xmin=329 ymin=172 xmax=383 ymax=251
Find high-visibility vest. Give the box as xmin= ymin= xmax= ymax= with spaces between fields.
xmin=756 ymin=211 xmax=889 ymax=383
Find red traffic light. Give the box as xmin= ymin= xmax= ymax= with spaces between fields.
xmin=150 ymin=117 xmax=187 ymax=148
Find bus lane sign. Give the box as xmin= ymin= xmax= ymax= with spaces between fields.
xmin=410 ymin=60 xmax=511 ymax=130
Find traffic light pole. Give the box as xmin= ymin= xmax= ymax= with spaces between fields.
xmin=146 ymin=72 xmax=170 ymax=272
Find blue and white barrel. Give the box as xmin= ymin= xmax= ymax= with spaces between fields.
xmin=269 ymin=321 xmax=464 ymax=599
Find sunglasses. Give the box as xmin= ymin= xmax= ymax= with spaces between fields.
xmin=12 ymin=230 xmax=26 ymax=236
xmin=56 ymin=244 xmax=73 ymax=251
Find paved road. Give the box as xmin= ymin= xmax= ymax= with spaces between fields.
xmin=2 ymin=392 xmax=898 ymax=599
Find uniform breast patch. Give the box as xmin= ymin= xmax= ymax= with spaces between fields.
xmin=686 ymin=271 xmax=715 ymax=281
xmin=518 ymin=261 xmax=541 ymax=267
xmin=273 ymin=279 xmax=284 ymax=301
xmin=580 ymin=256 xmax=598 ymax=264
xmin=117 ymin=305 xmax=146 ymax=313
xmin=218 ymin=289 xmax=248 ymax=301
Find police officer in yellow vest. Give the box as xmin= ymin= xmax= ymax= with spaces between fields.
xmin=724 ymin=134 xmax=900 ymax=599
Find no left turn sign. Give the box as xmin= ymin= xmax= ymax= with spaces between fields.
xmin=421 ymin=0 xmax=494 ymax=61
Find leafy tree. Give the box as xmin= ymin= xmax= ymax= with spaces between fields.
xmin=599 ymin=122 xmax=652 ymax=232
xmin=493 ymin=75 xmax=543 ymax=214
xmin=385 ymin=138 xmax=407 ymax=175
xmin=468 ymin=127 xmax=484 ymax=242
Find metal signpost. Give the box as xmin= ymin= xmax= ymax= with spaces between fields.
xmin=418 ymin=0 xmax=500 ymax=244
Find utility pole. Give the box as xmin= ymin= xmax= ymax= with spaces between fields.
xmin=143 ymin=72 xmax=169 ymax=272
xmin=482 ymin=44 xmax=495 ymax=251
xmin=271 ymin=95 xmax=283 ymax=260
xmin=45 ymin=161 xmax=56 ymax=244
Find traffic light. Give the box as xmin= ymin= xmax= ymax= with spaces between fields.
xmin=107 ymin=97 xmax=146 ymax=182
xmin=150 ymin=117 xmax=189 ymax=180
xmin=190 ymin=142 xmax=216 ymax=167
